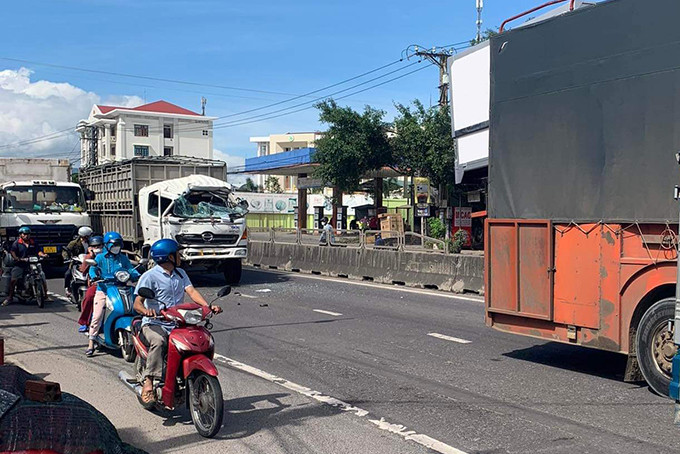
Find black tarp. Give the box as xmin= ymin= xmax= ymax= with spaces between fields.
xmin=489 ymin=0 xmax=680 ymax=222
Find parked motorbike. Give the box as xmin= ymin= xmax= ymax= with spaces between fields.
xmin=119 ymin=285 xmax=230 ymax=438
xmin=88 ymin=259 xmax=148 ymax=362
xmin=64 ymin=254 xmax=88 ymax=311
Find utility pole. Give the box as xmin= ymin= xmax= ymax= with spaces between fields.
xmin=201 ymin=97 xmax=207 ymax=116
xmin=410 ymin=46 xmax=451 ymax=108
xmin=476 ymin=0 xmax=484 ymax=44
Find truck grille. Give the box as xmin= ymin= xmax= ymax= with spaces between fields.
xmin=176 ymin=233 xmax=240 ymax=246
xmin=5 ymin=225 xmax=78 ymax=252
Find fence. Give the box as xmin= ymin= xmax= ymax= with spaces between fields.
xmin=249 ymin=227 xmax=449 ymax=254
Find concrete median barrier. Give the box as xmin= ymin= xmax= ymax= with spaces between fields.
xmin=247 ymin=242 xmax=484 ymax=294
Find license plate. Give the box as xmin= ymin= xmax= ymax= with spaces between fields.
xmin=43 ymin=246 xmax=57 ymax=254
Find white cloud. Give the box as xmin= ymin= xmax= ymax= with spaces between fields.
xmin=213 ymin=148 xmax=248 ymax=187
xmin=0 ymin=67 xmax=146 ymax=160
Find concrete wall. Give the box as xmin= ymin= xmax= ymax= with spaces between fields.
xmin=247 ymin=242 xmax=484 ymax=294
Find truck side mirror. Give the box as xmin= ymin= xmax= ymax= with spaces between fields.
xmin=84 ymin=189 xmax=95 ymax=201
xmin=238 ymin=199 xmax=249 ymax=210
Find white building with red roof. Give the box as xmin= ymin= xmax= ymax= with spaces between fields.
xmin=76 ymin=100 xmax=217 ymax=166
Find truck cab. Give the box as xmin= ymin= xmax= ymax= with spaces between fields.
xmin=0 ymin=181 xmax=91 ymax=261
xmin=138 ymin=175 xmax=248 ymax=283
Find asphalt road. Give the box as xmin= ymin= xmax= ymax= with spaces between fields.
xmin=1 ymin=266 xmax=678 ymax=453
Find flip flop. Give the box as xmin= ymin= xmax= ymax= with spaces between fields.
xmin=141 ymin=389 xmax=155 ymax=404
xmin=85 ymin=349 xmax=94 ymax=357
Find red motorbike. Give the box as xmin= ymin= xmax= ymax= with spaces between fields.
xmin=119 ymin=285 xmax=230 ymax=438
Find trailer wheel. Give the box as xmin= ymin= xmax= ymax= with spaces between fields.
xmin=222 ymin=260 xmax=242 ymax=285
xmin=636 ymin=297 xmax=676 ymax=397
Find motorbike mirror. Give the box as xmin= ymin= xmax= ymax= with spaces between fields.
xmin=217 ymin=286 xmax=231 ymax=297
xmin=138 ymin=287 xmax=155 ymax=300
xmin=139 ymin=258 xmax=149 ymax=266
xmin=85 ymin=259 xmax=97 ymax=266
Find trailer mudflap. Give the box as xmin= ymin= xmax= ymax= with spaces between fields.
xmin=486 ymin=219 xmax=553 ymax=321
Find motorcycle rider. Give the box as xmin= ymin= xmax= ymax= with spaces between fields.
xmin=63 ymin=226 xmax=93 ymax=298
xmin=76 ymin=235 xmax=103 ymax=333
xmin=86 ymin=232 xmax=140 ymax=357
xmin=133 ymin=239 xmax=222 ymax=404
xmin=2 ymin=227 xmax=47 ymax=307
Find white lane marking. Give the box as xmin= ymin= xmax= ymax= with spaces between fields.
xmin=213 ymin=353 xmax=468 ymax=454
xmin=248 ymin=267 xmax=484 ymax=303
xmin=256 ymin=288 xmax=272 ymax=293
xmin=313 ymin=309 xmax=343 ymax=316
xmin=369 ymin=418 xmax=468 ymax=454
xmin=238 ymin=294 xmax=257 ymax=299
xmin=427 ymin=333 xmax=472 ymax=344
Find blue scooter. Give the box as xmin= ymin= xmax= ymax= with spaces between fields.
xmin=88 ymin=258 xmax=148 ymax=362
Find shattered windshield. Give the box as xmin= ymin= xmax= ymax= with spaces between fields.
xmin=173 ymin=190 xmax=246 ymax=220
xmin=3 ymin=185 xmax=85 ymax=213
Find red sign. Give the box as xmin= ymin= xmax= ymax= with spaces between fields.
xmin=452 ymin=207 xmax=472 ymax=247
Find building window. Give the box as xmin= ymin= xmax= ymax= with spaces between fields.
xmin=258 ymin=143 xmax=269 ymax=156
xmin=134 ymin=145 xmax=149 ymax=157
xmin=164 ymin=147 xmax=173 ymax=157
xmin=284 ymin=147 xmax=291 ymax=152
xmin=163 ymin=125 xmax=173 ymax=139
xmin=111 ymin=145 xmax=116 ymax=157
xmin=110 ymin=125 xmax=116 ymax=137
xmin=202 ymin=130 xmax=209 ymax=136
xmin=134 ymin=124 xmax=149 ymax=137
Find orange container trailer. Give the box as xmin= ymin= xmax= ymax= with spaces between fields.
xmin=485 ymin=0 xmax=680 ymax=395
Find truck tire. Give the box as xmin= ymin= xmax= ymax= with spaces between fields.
xmin=636 ymin=297 xmax=676 ymax=397
xmin=222 ymin=260 xmax=242 ymax=285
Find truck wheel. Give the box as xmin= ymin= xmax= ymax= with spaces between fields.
xmin=636 ymin=297 xmax=676 ymax=397
xmin=222 ymin=260 xmax=242 ymax=285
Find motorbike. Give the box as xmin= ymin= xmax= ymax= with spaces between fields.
xmin=119 ymin=285 xmax=230 ymax=438
xmin=88 ymin=259 xmax=148 ymax=362
xmin=18 ymin=256 xmax=47 ymax=308
xmin=64 ymin=254 xmax=88 ymax=311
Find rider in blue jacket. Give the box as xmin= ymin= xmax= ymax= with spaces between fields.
xmin=86 ymin=232 xmax=140 ymax=357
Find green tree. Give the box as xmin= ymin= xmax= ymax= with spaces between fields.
xmin=391 ymin=100 xmax=456 ymax=186
xmin=264 ymin=176 xmax=283 ymax=193
xmin=238 ymin=177 xmax=259 ymax=192
xmin=313 ymin=100 xmax=392 ymax=194
xmin=469 ymin=28 xmax=499 ymax=46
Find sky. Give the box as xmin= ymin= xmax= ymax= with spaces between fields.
xmin=0 ymin=0 xmax=591 ymax=184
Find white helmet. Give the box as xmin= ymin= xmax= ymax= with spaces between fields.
xmin=78 ymin=226 xmax=93 ymax=238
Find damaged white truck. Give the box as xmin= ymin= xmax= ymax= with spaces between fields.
xmin=79 ymin=157 xmax=248 ymax=284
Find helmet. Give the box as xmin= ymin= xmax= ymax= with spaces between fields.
xmin=78 ymin=226 xmax=93 ymax=238
xmin=150 ymin=239 xmax=180 ymax=264
xmin=103 ymin=232 xmax=123 ymax=252
xmin=18 ymin=226 xmax=31 ymax=234
xmin=89 ymin=235 xmax=104 ymax=247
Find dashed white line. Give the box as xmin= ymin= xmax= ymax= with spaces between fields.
xmin=213 ymin=353 xmax=469 ymax=454
xmin=238 ymin=294 xmax=257 ymax=299
xmin=313 ymin=309 xmax=343 ymax=316
xmin=427 ymin=332 xmax=472 ymax=344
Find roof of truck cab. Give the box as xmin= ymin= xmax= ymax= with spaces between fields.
xmin=0 ymin=181 xmax=81 ymax=188
xmin=139 ymin=175 xmax=233 ymax=198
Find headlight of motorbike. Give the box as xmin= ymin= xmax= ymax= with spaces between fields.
xmin=115 ymin=270 xmax=130 ymax=283
xmin=177 ymin=309 xmax=203 ymax=325
xmin=28 ymin=257 xmax=39 ymax=263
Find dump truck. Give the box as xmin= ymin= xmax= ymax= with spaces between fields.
xmin=79 ymin=156 xmax=248 ymax=284
xmin=0 ymin=158 xmax=91 ymax=262
xmin=485 ymin=0 xmax=680 ymax=396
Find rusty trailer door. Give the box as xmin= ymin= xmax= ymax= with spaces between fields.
xmin=486 ymin=220 xmax=554 ymax=321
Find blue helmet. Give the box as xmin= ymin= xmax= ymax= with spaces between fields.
xmin=18 ymin=226 xmax=31 ymax=234
xmin=89 ymin=235 xmax=104 ymax=247
xmin=150 ymin=239 xmax=180 ymax=264
xmin=103 ymin=232 xmax=123 ymax=252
